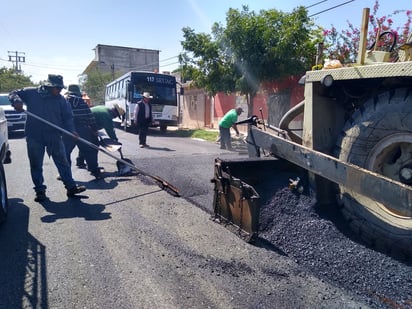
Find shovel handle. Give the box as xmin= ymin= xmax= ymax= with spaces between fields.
xmin=24 ymin=110 xmax=180 ymax=197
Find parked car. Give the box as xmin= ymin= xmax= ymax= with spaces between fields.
xmin=0 ymin=93 xmax=26 ymax=132
xmin=0 ymin=105 xmax=11 ymax=224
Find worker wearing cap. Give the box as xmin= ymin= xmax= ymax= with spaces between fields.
xmin=90 ymin=104 xmax=125 ymax=142
xmin=218 ymin=107 xmax=243 ymax=150
xmin=63 ymin=84 xmax=102 ymax=179
xmin=8 ymin=74 xmax=86 ymax=202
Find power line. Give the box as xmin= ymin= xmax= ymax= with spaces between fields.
xmin=305 ymin=0 xmax=328 ymax=9
xmin=309 ymin=0 xmax=355 ymax=17
xmin=159 ymin=55 xmax=179 ymax=63
xmin=0 ymin=54 xmax=181 ymax=73
xmin=7 ymin=51 xmax=25 ymax=73
xmin=0 ymin=57 xmax=84 ymax=72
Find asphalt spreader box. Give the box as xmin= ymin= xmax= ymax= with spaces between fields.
xmin=211 ymin=157 xmax=306 ymax=243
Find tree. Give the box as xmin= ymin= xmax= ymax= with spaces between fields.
xmin=179 ymin=26 xmax=234 ymax=95
xmin=81 ymin=69 xmax=113 ymax=104
xmin=0 ymin=67 xmax=36 ymax=92
xmin=323 ymin=1 xmax=412 ymax=63
xmin=179 ymin=6 xmax=316 ymax=115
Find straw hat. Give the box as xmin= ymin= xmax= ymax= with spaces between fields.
xmin=142 ymin=92 xmax=153 ymax=99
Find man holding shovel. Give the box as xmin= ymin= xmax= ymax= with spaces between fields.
xmin=9 ymin=74 xmax=86 ymax=202
xmin=76 ymin=103 xmax=125 ymax=168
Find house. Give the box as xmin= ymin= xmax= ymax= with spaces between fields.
xmin=82 ymin=44 xmax=160 ymax=78
xmin=81 ymin=44 xmax=304 ymax=132
xmin=179 ymin=75 xmax=304 ymax=133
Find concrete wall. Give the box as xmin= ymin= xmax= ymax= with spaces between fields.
xmin=92 ymin=44 xmax=160 ymax=76
xmin=180 ymin=75 xmax=304 ymax=132
xmin=180 ymin=88 xmax=207 ymax=129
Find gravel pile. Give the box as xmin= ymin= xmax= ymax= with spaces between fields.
xmin=256 ymin=171 xmax=412 ymax=309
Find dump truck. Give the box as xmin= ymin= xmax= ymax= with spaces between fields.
xmin=212 ymin=8 xmax=412 ymax=259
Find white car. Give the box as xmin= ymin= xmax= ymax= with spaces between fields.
xmin=0 ymin=93 xmax=26 ymax=132
xmin=0 ymin=105 xmax=11 ymax=223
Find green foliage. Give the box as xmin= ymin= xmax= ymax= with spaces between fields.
xmin=179 ymin=5 xmax=316 ymax=114
xmin=224 ymin=6 xmax=315 ymax=95
xmin=0 ymin=67 xmax=36 ymax=92
xmin=81 ymin=69 xmax=113 ymax=104
xmin=180 ymin=27 xmax=232 ymax=94
xmin=322 ymin=0 xmax=412 ymax=63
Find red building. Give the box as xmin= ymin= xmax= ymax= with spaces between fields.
xmin=180 ymin=76 xmax=304 ymax=131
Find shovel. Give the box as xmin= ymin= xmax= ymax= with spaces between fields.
xmin=24 ymin=110 xmax=180 ymax=197
xmin=98 ymin=136 xmax=134 ymax=176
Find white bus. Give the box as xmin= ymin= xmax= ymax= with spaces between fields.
xmin=104 ymin=71 xmax=180 ymax=132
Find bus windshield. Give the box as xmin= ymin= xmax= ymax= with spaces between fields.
xmin=105 ymin=71 xmax=179 ymax=131
xmin=130 ymin=73 xmax=177 ymax=106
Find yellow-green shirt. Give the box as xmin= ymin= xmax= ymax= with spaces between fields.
xmin=219 ymin=109 xmax=238 ymax=129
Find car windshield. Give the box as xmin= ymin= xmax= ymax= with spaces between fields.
xmin=0 ymin=96 xmax=10 ymax=106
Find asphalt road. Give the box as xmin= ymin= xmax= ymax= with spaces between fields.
xmin=0 ymin=128 xmax=369 ymax=309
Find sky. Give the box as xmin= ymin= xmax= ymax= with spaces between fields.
xmin=0 ymin=0 xmax=410 ymax=85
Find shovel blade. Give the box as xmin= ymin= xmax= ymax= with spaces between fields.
xmin=117 ymin=158 xmax=134 ymax=176
xmin=99 ymin=138 xmax=122 ymax=152
xmin=105 ymin=144 xmax=122 ymax=152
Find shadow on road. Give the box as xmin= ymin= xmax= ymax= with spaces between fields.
xmin=0 ymin=198 xmax=48 ymax=308
xmin=39 ymin=198 xmax=111 ymax=223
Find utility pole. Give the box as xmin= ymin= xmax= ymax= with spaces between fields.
xmin=99 ymin=61 xmax=115 ymax=80
xmin=110 ymin=64 xmax=115 ymax=80
xmin=8 ymin=51 xmax=25 ymax=73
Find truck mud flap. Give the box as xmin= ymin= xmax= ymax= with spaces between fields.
xmin=211 ymin=157 xmax=302 ymax=243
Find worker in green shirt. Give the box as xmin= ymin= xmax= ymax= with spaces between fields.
xmin=76 ymin=104 xmax=125 ymax=169
xmin=218 ymin=107 xmax=243 ymax=150
xmin=91 ymin=104 xmax=125 ymax=141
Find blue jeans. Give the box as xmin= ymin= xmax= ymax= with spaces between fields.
xmin=26 ymin=137 xmax=76 ymax=193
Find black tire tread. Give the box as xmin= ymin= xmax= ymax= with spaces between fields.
xmin=335 ymin=87 xmax=412 ymax=260
xmin=0 ymin=163 xmax=8 ymax=225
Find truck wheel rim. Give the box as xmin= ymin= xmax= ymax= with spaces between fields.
xmin=367 ymin=133 xmax=412 ymax=218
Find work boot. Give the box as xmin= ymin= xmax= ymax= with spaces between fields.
xmin=90 ymin=169 xmax=104 ymax=180
xmin=34 ymin=191 xmax=47 ymax=202
xmin=66 ymin=185 xmax=86 ymax=197
xmin=76 ymin=159 xmax=87 ymax=169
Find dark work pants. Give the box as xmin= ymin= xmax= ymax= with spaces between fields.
xmin=63 ymin=125 xmax=99 ymax=173
xmin=138 ymin=122 xmax=150 ymax=145
xmin=219 ymin=126 xmax=232 ymax=150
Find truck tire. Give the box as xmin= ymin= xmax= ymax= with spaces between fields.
xmin=0 ymin=163 xmax=8 ymax=224
xmin=336 ymin=88 xmax=412 ymax=259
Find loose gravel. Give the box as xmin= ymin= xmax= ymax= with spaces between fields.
xmin=256 ymin=169 xmax=412 ymax=309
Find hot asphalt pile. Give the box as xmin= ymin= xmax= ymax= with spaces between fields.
xmin=257 ymin=171 xmax=412 ymax=309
